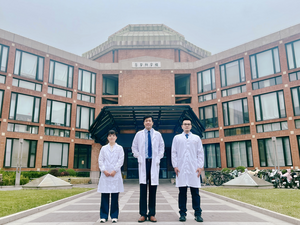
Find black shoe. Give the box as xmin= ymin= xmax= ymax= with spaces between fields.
xmin=179 ymin=215 xmax=186 ymax=221
xmin=195 ymin=215 xmax=203 ymax=222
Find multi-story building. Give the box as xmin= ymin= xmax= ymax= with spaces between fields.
xmin=1 ymin=24 xmax=300 ymax=182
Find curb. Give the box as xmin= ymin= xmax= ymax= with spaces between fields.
xmin=200 ymin=189 xmax=300 ymax=225
xmin=0 ymin=189 xmax=96 ymax=225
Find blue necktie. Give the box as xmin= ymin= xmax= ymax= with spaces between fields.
xmin=185 ymin=134 xmax=188 ymax=139
xmin=148 ymin=130 xmax=152 ymax=158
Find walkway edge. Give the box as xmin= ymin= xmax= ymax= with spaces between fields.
xmin=0 ymin=189 xmax=96 ymax=225
xmin=200 ymin=189 xmax=300 ymax=225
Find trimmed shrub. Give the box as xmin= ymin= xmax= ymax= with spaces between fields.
xmin=58 ymin=168 xmax=66 ymax=174
xmin=48 ymin=169 xmax=59 ymax=177
xmin=21 ymin=171 xmax=47 ymax=179
xmin=66 ymin=169 xmax=76 ymax=176
xmin=60 ymin=171 xmax=70 ymax=176
xmin=235 ymin=166 xmax=246 ymax=173
xmin=221 ymin=168 xmax=231 ymax=174
xmin=76 ymin=172 xmax=90 ymax=177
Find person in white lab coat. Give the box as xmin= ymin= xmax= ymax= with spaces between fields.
xmin=98 ymin=130 xmax=124 ymax=223
xmin=132 ymin=115 xmax=165 ymax=223
xmin=171 ymin=118 xmax=204 ymax=223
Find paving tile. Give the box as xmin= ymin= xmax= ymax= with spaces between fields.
xmin=30 ymin=213 xmax=99 ymax=222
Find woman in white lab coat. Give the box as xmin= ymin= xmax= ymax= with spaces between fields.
xmin=97 ymin=130 xmax=124 ymax=223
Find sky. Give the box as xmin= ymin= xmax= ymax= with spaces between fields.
xmin=0 ymin=0 xmax=300 ymax=56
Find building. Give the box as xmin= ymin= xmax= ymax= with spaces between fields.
xmin=1 ymin=24 xmax=300 ymax=182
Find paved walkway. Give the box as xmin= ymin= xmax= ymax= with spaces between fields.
xmin=3 ymin=181 xmax=295 ymax=225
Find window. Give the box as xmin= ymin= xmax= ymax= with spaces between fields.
xmin=49 ymin=60 xmax=73 ymax=88
xmin=102 ymin=97 xmax=118 ymax=104
xmin=0 ymin=74 xmax=6 ymax=84
xmin=75 ymin=131 xmax=92 ymax=139
xmin=175 ymin=74 xmax=190 ymax=95
xmin=295 ymin=119 xmax=300 ymax=129
xmin=45 ymin=128 xmax=70 ymax=137
xmin=258 ymin=137 xmax=292 ymax=167
xmin=175 ymin=97 xmax=191 ymax=104
xmin=199 ymin=105 xmax=218 ymax=128
xmin=46 ymin=100 xmax=71 ymax=127
xmin=226 ymin=140 xmax=253 ymax=168
xmin=224 ymin=126 xmax=250 ymax=136
xmin=74 ymin=144 xmax=91 ymax=169
xmin=254 ymin=91 xmax=286 ymax=121
xmin=198 ymin=92 xmax=216 ymax=102
xmin=204 ymin=144 xmax=221 ymax=168
xmin=4 ymin=139 xmax=37 ymax=168
xmin=250 ymin=48 xmax=280 ymax=79
xmin=12 ymin=78 xmax=42 ymax=92
xmin=7 ymin=123 xmax=39 ymax=134
xmin=77 ymin=93 xmax=95 ymax=103
xmin=103 ymin=75 xmax=118 ymax=95
xmin=9 ymin=93 xmax=40 ymax=122
xmin=14 ymin=50 xmax=44 ymax=81
xmin=78 ymin=69 xmax=96 ymax=94
xmin=222 ymin=85 xmax=246 ymax=97
xmin=252 ymin=76 xmax=282 ymax=90
xmin=286 ymin=39 xmax=300 ymax=70
xmin=76 ymin=106 xmax=95 ymax=129
xmin=202 ymin=130 xmax=219 ymax=139
xmin=197 ymin=68 xmax=215 ymax=93
xmin=289 ymin=70 xmax=300 ymax=81
xmin=223 ymin=98 xmax=249 ymax=126
xmin=42 ymin=142 xmax=69 ymax=167
xmin=0 ymin=44 xmax=9 ymax=72
xmin=291 ymin=86 xmax=300 ymax=116
xmin=257 ymin=121 xmax=288 ymax=133
xmin=48 ymin=86 xmax=72 ymax=98
xmin=220 ymin=59 xmax=245 ymax=87
xmin=0 ymin=89 xmax=4 ymax=117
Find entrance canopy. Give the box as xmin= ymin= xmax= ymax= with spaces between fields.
xmin=89 ymin=105 xmax=205 ymax=145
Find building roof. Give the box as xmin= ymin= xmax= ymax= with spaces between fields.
xmin=82 ymin=24 xmax=211 ymax=60
xmin=89 ymin=105 xmax=205 ymax=145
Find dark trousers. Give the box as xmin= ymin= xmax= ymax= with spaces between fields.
xmin=100 ymin=193 xmax=119 ymax=219
xmin=140 ymin=158 xmax=157 ymax=217
xmin=178 ymin=186 xmax=202 ymax=217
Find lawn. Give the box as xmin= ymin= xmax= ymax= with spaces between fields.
xmin=202 ymin=187 xmax=300 ymax=219
xmin=0 ymin=188 xmax=93 ymax=218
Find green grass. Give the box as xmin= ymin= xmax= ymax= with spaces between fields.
xmin=0 ymin=188 xmax=93 ymax=218
xmin=202 ymin=187 xmax=300 ymax=219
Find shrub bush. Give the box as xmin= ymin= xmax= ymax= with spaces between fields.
xmin=58 ymin=168 xmax=66 ymax=174
xmin=221 ymin=168 xmax=231 ymax=174
xmin=48 ymin=169 xmax=59 ymax=177
xmin=235 ymin=166 xmax=246 ymax=173
xmin=60 ymin=171 xmax=70 ymax=176
xmin=66 ymin=169 xmax=76 ymax=176
xmin=20 ymin=175 xmax=29 ymax=185
xmin=76 ymin=172 xmax=90 ymax=177
xmin=21 ymin=171 xmax=47 ymax=179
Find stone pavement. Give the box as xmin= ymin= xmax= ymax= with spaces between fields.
xmin=3 ymin=180 xmax=296 ymax=225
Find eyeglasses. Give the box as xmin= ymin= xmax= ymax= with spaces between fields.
xmin=183 ymin=123 xmax=191 ymax=126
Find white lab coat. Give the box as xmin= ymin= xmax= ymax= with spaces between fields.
xmin=171 ymin=132 xmax=204 ymax=188
xmin=97 ymin=143 xmax=124 ymax=193
xmin=132 ymin=129 xmax=165 ymax=185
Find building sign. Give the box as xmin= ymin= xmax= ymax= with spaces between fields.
xmin=132 ymin=62 xmax=161 ymax=68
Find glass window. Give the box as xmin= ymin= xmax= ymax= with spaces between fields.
xmin=222 ymin=85 xmax=246 ymax=97
xmin=203 ymin=144 xmax=221 ymax=168
xmin=76 ymin=106 xmax=95 ymax=129
xmin=175 ymin=74 xmax=190 ymax=95
xmin=78 ymin=69 xmax=96 ymax=94
xmin=46 ymin=100 xmax=71 ymax=127
xmin=47 ymin=86 xmax=72 ymax=98
xmin=9 ymin=93 xmax=40 ymax=122
xmin=220 ymin=59 xmax=245 ymax=87
xmin=75 ymin=131 xmax=92 ymax=139
xmin=42 ymin=142 xmax=69 ymax=167
xmin=7 ymin=123 xmax=39 ymax=134
xmin=74 ymin=144 xmax=91 ymax=169
xmin=252 ymin=76 xmax=282 ymax=90
xmin=289 ymin=71 xmax=300 ymax=81
xmin=286 ymin=40 xmax=300 ymax=70
xmin=202 ymin=130 xmax=219 ymax=139
xmin=226 ymin=140 xmax=253 ymax=168
xmin=199 ymin=105 xmax=218 ymax=128
xmin=14 ymin=50 xmax=44 ymax=81
xmin=4 ymin=139 xmax=37 ymax=168
xmin=223 ymin=98 xmax=249 ymax=126
xmin=12 ymin=78 xmax=42 ymax=92
xmin=0 ymin=89 xmax=4 ymax=118
xmin=0 ymin=44 xmax=9 ymax=72
xmin=197 ymin=68 xmax=215 ymax=93
xmin=49 ymin=60 xmax=73 ymax=88
xmin=198 ymin=92 xmax=216 ymax=102
xmin=77 ymin=93 xmax=95 ymax=103
xmin=257 ymin=121 xmax=288 ymax=133
xmin=0 ymin=75 xmax=6 ymax=84
xmin=224 ymin=126 xmax=250 ymax=136
xmin=290 ymin=86 xmax=300 ymax=116
xmin=103 ymin=75 xmax=118 ymax=95
xmin=254 ymin=91 xmax=286 ymax=121
xmin=258 ymin=137 xmax=292 ymax=167
xmin=250 ymin=48 xmax=280 ymax=79
xmin=45 ymin=127 xmax=70 ymax=137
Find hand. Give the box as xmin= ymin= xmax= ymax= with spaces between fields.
xmin=110 ymin=170 xmax=116 ymax=177
xmin=103 ymin=171 xmax=110 ymax=177
xmin=174 ymin=167 xmax=180 ymax=177
xmin=196 ymin=168 xmax=202 ymax=178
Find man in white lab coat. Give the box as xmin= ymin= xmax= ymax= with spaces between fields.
xmin=132 ymin=115 xmax=165 ymax=223
xmin=171 ymin=118 xmax=204 ymax=222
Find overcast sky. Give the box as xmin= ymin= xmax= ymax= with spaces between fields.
xmin=0 ymin=0 xmax=300 ymax=56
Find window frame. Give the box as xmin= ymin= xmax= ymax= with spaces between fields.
xmin=78 ymin=69 xmax=96 ymax=94
xmin=285 ymin=39 xmax=300 ymax=70
xmin=12 ymin=78 xmax=42 ymax=92
xmin=48 ymin=60 xmax=73 ymax=88
xmin=0 ymin=44 xmax=9 ymax=72
xmin=203 ymin=143 xmax=221 ymax=168
xmin=74 ymin=144 xmax=91 ymax=169
xmin=174 ymin=74 xmax=190 ymax=95
xmin=102 ymin=75 xmax=118 ymax=95
xmin=252 ymin=76 xmax=282 ymax=90
xmin=46 ymin=99 xmax=72 ymax=127
xmin=42 ymin=142 xmax=69 ymax=168
xmin=197 ymin=67 xmax=215 ymax=93
xmin=76 ymin=105 xmax=95 ymax=130
xmin=223 ymin=98 xmax=249 ymax=126
xmin=199 ymin=104 xmax=218 ymax=128
xmin=220 ymin=58 xmax=245 ymax=87
xmin=226 ymin=140 xmax=253 ymax=168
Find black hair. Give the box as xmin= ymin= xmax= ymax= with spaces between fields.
xmin=107 ymin=130 xmax=117 ymax=137
xmin=182 ymin=117 xmax=192 ymax=124
xmin=143 ymin=115 xmax=154 ymax=122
